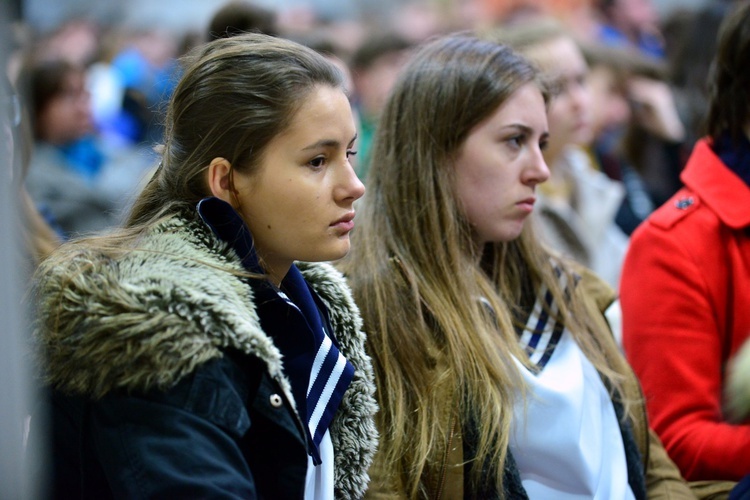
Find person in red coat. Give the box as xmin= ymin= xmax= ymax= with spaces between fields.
xmin=620 ymin=1 xmax=750 ymax=493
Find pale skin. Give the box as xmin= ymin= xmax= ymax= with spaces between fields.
xmin=453 ymin=82 xmax=551 ymax=246
xmin=207 ymin=85 xmax=365 ymax=286
xmin=522 ymin=36 xmax=592 ymax=167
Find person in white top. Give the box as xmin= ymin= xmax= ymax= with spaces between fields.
xmin=343 ymin=32 xmax=695 ymax=499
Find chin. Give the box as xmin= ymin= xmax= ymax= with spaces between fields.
xmin=328 ymin=247 xmax=351 ymax=262
xmin=306 ymin=244 xmax=351 ymax=264
xmin=489 ymin=228 xmax=524 ymax=244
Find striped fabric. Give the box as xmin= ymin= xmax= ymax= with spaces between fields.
xmin=276 ymin=290 xmax=355 ymax=464
xmin=515 ymin=269 xmax=575 ymax=372
xmin=197 ymin=196 xmax=355 ymax=465
xmin=306 ymin=332 xmax=354 ymax=453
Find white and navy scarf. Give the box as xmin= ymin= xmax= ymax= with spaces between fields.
xmin=514 ymin=268 xmax=576 ymax=372
xmin=198 ymin=197 xmax=354 ymax=465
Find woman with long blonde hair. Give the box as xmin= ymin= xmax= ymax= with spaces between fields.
xmin=342 ymin=33 xmax=693 ymax=499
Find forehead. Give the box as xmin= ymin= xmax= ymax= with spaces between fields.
xmin=274 ymin=85 xmax=354 ymax=141
xmin=478 ymin=82 xmax=547 ymax=130
xmin=525 ymin=37 xmax=587 ymax=75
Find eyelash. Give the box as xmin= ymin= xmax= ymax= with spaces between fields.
xmin=308 ymin=156 xmax=326 ymax=169
xmin=506 ymin=135 xmax=548 ymax=152
xmin=507 ymin=135 xmax=524 ymax=149
xmin=307 ymin=149 xmax=358 ymax=170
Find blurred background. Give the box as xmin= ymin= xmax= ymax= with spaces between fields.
xmin=0 ymin=0 xmax=735 ymax=498
xmin=14 ymin=0 xmax=712 ymax=32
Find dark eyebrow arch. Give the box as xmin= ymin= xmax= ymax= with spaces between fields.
xmin=302 ymin=133 xmax=358 ymax=151
xmin=501 ymin=124 xmax=549 ymax=140
xmin=501 ymin=123 xmax=532 ymax=134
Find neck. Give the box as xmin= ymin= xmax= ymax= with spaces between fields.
xmin=261 ymin=261 xmax=291 ymax=288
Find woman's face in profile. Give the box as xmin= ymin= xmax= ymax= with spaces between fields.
xmin=525 ymin=36 xmax=593 ymax=151
xmin=453 ymin=82 xmax=550 ymax=245
xmin=231 ymin=84 xmax=365 ymax=279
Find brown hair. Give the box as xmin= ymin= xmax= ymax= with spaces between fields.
xmin=705 ymin=1 xmax=750 ymax=143
xmin=207 ymin=0 xmax=278 ymax=40
xmin=342 ymin=32 xmax=550 ymax=496
xmin=38 ymin=33 xmax=343 ymax=267
xmin=127 ymin=33 xmax=343 ymax=229
xmin=343 ymin=30 xmax=639 ymax=497
xmin=18 ymin=58 xmax=83 ymax=140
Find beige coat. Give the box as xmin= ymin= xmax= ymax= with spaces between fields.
xmin=366 ymin=268 xmax=705 ymax=499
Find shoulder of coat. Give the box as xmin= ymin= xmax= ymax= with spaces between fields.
xmin=649 ymin=191 xmax=701 ymax=231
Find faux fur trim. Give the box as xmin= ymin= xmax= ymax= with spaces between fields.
xmin=299 ymin=262 xmax=380 ymax=498
xmin=34 ymin=215 xmax=284 ymax=399
xmin=33 ymin=213 xmax=378 ymax=497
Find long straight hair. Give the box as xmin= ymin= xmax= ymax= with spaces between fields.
xmin=342 ymin=33 xmax=638 ymax=497
xmin=705 ymin=1 xmax=750 ymax=143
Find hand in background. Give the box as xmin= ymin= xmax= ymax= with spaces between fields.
xmin=628 ymin=76 xmax=686 ymax=143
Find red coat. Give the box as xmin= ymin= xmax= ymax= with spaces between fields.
xmin=621 ymin=138 xmax=750 ymax=481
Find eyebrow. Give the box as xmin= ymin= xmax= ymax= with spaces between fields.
xmin=502 ymin=123 xmax=549 ymax=139
xmin=302 ymin=133 xmax=358 ymax=151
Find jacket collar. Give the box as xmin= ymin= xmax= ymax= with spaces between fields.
xmin=682 ymin=139 xmax=750 ymax=229
xmin=197 ymin=197 xmax=356 ymax=466
xmin=34 ymin=205 xmax=379 ymax=498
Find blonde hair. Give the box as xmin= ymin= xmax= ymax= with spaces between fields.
xmin=341 ymin=32 xmax=638 ymax=497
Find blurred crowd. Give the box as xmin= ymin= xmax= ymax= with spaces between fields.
xmin=0 ymin=0 xmax=733 ymax=279
xmin=2 ymin=0 xmax=747 ymax=495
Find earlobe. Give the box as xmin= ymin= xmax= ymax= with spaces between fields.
xmin=206 ymin=157 xmax=235 ymax=205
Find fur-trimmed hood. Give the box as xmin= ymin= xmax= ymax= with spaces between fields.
xmin=33 ymin=209 xmax=378 ymax=498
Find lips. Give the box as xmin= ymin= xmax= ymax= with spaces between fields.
xmin=516 ymin=197 xmax=536 ymax=212
xmin=331 ymin=212 xmax=355 ymax=232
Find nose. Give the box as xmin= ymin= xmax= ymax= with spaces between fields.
xmin=568 ymin=80 xmax=590 ymax=116
xmin=336 ymin=160 xmax=365 ymax=204
xmin=523 ymin=148 xmax=550 ymax=186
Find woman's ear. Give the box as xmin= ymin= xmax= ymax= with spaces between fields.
xmin=206 ymin=157 xmax=235 ymax=205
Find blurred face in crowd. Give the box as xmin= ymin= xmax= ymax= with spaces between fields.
xmin=587 ymin=64 xmax=631 ymax=140
xmin=610 ymin=0 xmax=658 ymax=32
xmin=37 ymin=68 xmax=93 ymax=145
xmin=524 ymin=36 xmax=592 ymax=163
xmin=453 ymin=83 xmax=550 ymax=244
xmin=354 ymin=50 xmax=410 ymax=121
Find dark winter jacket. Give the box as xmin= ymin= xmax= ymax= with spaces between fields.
xmin=32 ymin=207 xmax=378 ymax=499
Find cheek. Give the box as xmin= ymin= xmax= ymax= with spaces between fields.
xmin=548 ymin=100 xmax=572 ymax=130
xmin=460 ymin=175 xmax=503 ymax=222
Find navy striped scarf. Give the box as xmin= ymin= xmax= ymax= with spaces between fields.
xmin=513 ymin=267 xmax=576 ymax=372
xmin=197 ymin=197 xmax=354 ymax=465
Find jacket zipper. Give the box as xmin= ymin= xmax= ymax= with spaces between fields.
xmin=435 ymin=412 xmax=457 ymax=500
